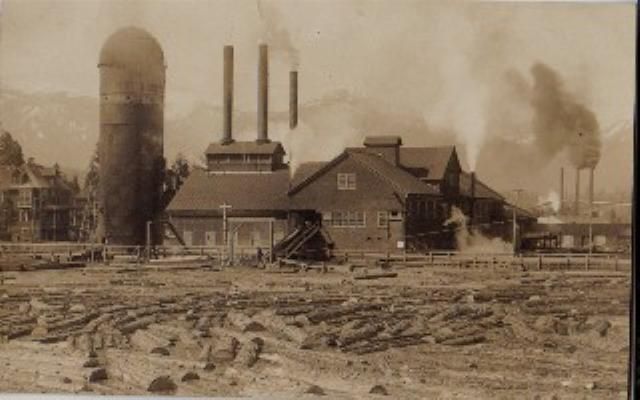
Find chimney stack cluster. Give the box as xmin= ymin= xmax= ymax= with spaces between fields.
xmin=218 ymin=44 xmax=299 ymax=145
xmin=564 ymin=166 xmax=595 ymax=217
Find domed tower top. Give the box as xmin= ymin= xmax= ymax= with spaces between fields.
xmin=98 ymin=27 xmax=166 ymax=96
xmin=99 ymin=26 xmax=165 ymax=69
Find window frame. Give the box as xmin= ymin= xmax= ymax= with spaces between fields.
xmin=327 ymin=210 xmax=366 ymax=228
xmin=377 ymin=211 xmax=389 ymax=228
xmin=337 ymin=173 xmax=357 ymax=190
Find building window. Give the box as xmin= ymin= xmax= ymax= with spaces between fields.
xmin=337 ymin=173 xmax=356 ymax=190
xmin=327 ymin=211 xmax=365 ymax=228
xmin=377 ymin=211 xmax=389 ymax=228
xmin=389 ymin=211 xmax=402 ymax=221
xmin=427 ymin=200 xmax=435 ymax=219
xmin=18 ymin=190 xmax=32 ymax=207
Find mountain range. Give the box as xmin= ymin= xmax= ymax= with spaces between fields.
xmin=0 ymin=86 xmax=633 ymax=201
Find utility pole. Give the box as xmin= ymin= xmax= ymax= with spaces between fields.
xmin=220 ymin=203 xmax=232 ymax=264
xmin=588 ymin=200 xmax=594 ymax=256
xmin=512 ymin=189 xmax=523 ymax=255
xmin=145 ymin=220 xmax=152 ymax=261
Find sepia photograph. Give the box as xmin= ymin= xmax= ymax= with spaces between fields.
xmin=0 ymin=0 xmax=635 ymax=398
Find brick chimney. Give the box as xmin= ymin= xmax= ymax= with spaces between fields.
xmin=363 ymin=136 xmax=402 ymax=165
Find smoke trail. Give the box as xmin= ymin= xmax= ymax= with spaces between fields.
xmin=255 ymin=0 xmax=300 ymax=68
xmin=529 ymin=63 xmax=601 ymax=168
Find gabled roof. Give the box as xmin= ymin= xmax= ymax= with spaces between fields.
xmin=1 ymin=163 xmax=74 ymax=192
xmin=16 ymin=164 xmax=50 ymax=188
xmin=459 ymin=172 xmax=505 ymax=201
xmin=291 ymin=162 xmax=327 ymax=188
xmin=166 ymin=167 xmax=291 ymax=212
xmin=288 ymin=149 xmax=439 ymax=198
xmin=399 ymin=146 xmax=458 ymax=181
xmin=205 ymin=141 xmax=285 ymax=155
xmin=349 ymin=151 xmax=439 ymax=197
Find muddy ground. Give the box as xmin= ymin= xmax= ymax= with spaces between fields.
xmin=0 ymin=260 xmax=631 ymax=399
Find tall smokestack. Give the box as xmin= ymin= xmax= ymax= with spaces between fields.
xmin=221 ymin=45 xmax=234 ymax=145
xmin=589 ymin=167 xmax=595 ymax=215
xmin=257 ymin=44 xmax=270 ymax=143
xmin=289 ymin=70 xmax=298 ymax=130
xmin=574 ymin=167 xmax=581 ymax=216
xmin=559 ymin=167 xmax=564 ymax=214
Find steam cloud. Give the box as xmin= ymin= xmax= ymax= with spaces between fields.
xmin=444 ymin=206 xmax=512 ymax=254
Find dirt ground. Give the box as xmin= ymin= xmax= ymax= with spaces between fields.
xmin=0 ymin=260 xmax=631 ymax=399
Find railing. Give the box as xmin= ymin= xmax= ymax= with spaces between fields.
xmin=0 ymin=242 xmax=631 ymax=271
xmin=0 ymin=242 xmax=266 ymax=264
xmin=331 ymin=249 xmax=631 ymax=272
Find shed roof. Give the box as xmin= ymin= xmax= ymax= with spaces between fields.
xmin=290 ymin=162 xmax=327 ymax=188
xmin=205 ymin=141 xmax=285 ymax=155
xmin=459 ymin=172 xmax=505 ymax=201
xmin=166 ymin=167 xmax=291 ymax=212
xmin=398 ymin=146 xmax=458 ymax=180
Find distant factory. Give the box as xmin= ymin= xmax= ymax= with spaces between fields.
xmin=166 ymin=43 xmax=534 ymax=257
xmin=523 ymin=166 xmax=631 ymax=252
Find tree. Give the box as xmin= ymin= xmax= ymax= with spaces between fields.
xmin=84 ymin=147 xmax=100 ymax=197
xmin=0 ymin=129 xmax=25 ymax=167
xmin=161 ymin=153 xmax=190 ymax=208
xmin=80 ymin=146 xmax=100 ymax=241
xmin=69 ymin=175 xmax=81 ymax=194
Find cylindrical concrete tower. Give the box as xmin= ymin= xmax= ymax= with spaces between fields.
xmin=98 ymin=27 xmax=166 ymax=245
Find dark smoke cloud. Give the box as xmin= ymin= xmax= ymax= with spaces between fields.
xmin=529 ymin=62 xmax=601 ymax=169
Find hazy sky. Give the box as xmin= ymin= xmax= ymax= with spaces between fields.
xmin=0 ymin=0 xmax=635 ymax=173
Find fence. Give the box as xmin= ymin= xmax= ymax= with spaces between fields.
xmin=0 ymin=242 xmax=265 ymax=264
xmin=331 ymin=249 xmax=631 ymax=272
xmin=0 ymin=242 xmax=631 ymax=271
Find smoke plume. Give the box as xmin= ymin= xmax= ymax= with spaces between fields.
xmin=538 ymin=190 xmax=561 ymax=213
xmin=529 ymin=63 xmax=601 ymax=169
xmin=256 ymin=0 xmax=300 ymax=68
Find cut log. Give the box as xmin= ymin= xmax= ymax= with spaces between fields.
xmin=119 ymin=315 xmax=158 ymax=335
xmin=337 ymin=323 xmax=382 ymax=347
xmin=226 ymin=311 xmax=266 ymax=332
xmin=353 ymin=272 xmax=398 ymax=280
xmin=181 ymin=371 xmax=200 ymax=382
xmin=235 ymin=337 xmax=264 ymax=368
xmin=440 ymin=334 xmax=485 ymax=346
xmin=130 ymin=329 xmax=172 ymax=354
xmin=253 ymin=311 xmax=308 ymax=345
xmin=210 ymin=335 xmax=239 ymax=363
xmin=84 ymin=367 xmax=108 ymax=383
xmin=147 ymin=375 xmax=177 ymax=393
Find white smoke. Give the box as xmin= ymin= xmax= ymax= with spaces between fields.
xmin=538 ymin=190 xmax=560 ymax=213
xmin=425 ymin=8 xmax=489 ymax=172
xmin=444 ymin=206 xmax=512 ymax=254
